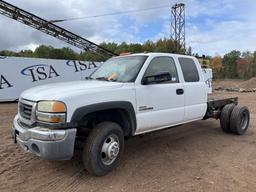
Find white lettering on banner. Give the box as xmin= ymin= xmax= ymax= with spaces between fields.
xmin=0 ymin=56 xmax=103 ymax=102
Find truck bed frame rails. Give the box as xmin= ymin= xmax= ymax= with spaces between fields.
xmin=0 ymin=0 xmax=117 ymax=58
xmin=204 ymin=97 xmax=238 ymax=119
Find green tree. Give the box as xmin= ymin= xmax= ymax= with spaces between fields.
xmin=154 ymin=38 xmax=176 ymax=53
xmin=142 ymin=40 xmax=154 ymax=52
xmin=34 ymin=45 xmax=53 ymax=58
xmin=48 ymin=49 xmax=65 ymax=59
xmin=100 ymin=42 xmax=118 ymax=54
xmin=128 ymin=43 xmax=143 ymax=53
xmin=210 ymin=56 xmax=223 ymax=79
xmin=240 ymin=51 xmax=253 ymax=78
xmin=19 ymin=50 xmax=33 ymax=57
xmin=60 ymin=47 xmax=78 ymax=60
xmin=0 ymin=50 xmax=19 ymax=57
xmin=236 ymin=58 xmax=250 ymax=79
xmin=0 ymin=38 xmax=189 ymax=61
xmin=115 ymin=42 xmax=129 ymax=55
xmin=253 ymin=51 xmax=256 ymax=77
xmin=222 ymin=50 xmax=241 ymax=78
xmin=79 ymin=51 xmax=106 ymax=62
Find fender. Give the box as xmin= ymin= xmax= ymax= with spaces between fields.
xmin=71 ymin=101 xmax=137 ymax=135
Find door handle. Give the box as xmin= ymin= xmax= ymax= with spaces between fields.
xmin=176 ymin=89 xmax=184 ymax=95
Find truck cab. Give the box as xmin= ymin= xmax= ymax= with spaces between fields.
xmin=133 ymin=53 xmax=208 ymax=134
xmin=12 ymin=53 xmax=249 ymax=176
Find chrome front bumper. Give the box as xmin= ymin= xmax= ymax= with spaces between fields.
xmin=11 ymin=115 xmax=77 ymax=160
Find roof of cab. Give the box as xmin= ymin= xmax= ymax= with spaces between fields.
xmin=116 ymin=52 xmax=196 ymax=59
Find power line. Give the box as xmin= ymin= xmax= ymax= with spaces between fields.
xmin=50 ymin=5 xmax=170 ymax=23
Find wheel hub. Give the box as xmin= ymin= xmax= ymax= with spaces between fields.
xmin=101 ymin=135 xmax=120 ymax=165
xmin=107 ymin=142 xmax=119 ymax=159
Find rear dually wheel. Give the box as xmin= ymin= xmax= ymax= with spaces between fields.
xmin=230 ymin=106 xmax=250 ymax=135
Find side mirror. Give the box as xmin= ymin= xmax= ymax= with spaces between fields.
xmin=142 ymin=71 xmax=172 ymax=85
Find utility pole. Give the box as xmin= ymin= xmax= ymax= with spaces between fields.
xmin=171 ymin=3 xmax=185 ymax=53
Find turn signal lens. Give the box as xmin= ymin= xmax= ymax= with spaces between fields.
xmin=52 ymin=102 xmax=66 ymax=113
xmin=50 ymin=116 xmax=62 ymax=123
xmin=36 ymin=112 xmax=66 ymax=123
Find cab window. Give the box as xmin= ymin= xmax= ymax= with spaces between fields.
xmin=178 ymin=58 xmax=200 ymax=82
xmin=143 ymin=56 xmax=179 ymax=83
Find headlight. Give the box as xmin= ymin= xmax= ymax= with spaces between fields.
xmin=37 ymin=101 xmax=66 ymax=113
xmin=36 ymin=101 xmax=66 ymax=124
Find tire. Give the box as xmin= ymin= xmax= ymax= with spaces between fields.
xmin=230 ymin=106 xmax=250 ymax=135
xmin=83 ymin=121 xmax=124 ymax=176
xmin=220 ymin=104 xmax=236 ymax=133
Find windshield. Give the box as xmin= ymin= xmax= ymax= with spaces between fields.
xmin=90 ymin=55 xmax=148 ymax=82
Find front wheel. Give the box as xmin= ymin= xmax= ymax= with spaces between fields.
xmin=83 ymin=122 xmax=124 ymax=176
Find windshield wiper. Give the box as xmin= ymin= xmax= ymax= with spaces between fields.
xmin=95 ymin=77 xmax=110 ymax=81
xmin=85 ymin=76 xmax=108 ymax=81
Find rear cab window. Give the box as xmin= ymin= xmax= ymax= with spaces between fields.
xmin=178 ymin=57 xmax=200 ymax=82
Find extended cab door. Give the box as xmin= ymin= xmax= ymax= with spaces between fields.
xmin=135 ymin=56 xmax=185 ymax=134
xmin=177 ymin=57 xmax=207 ymax=122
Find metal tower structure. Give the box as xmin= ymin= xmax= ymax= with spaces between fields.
xmin=0 ymin=0 xmax=117 ymax=58
xmin=171 ymin=3 xmax=185 ymax=53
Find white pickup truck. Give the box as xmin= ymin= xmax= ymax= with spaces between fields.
xmin=11 ymin=53 xmax=250 ymax=176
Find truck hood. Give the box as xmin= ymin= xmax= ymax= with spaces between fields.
xmin=21 ymin=80 xmax=124 ymax=101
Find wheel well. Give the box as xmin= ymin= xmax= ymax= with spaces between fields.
xmin=77 ymin=109 xmax=133 ymax=137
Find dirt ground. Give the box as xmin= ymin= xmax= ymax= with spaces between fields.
xmin=0 ymin=81 xmax=256 ymax=192
xmin=213 ymin=78 xmax=256 ymax=90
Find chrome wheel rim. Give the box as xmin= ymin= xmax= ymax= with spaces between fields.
xmin=101 ymin=134 xmax=120 ymax=165
xmin=240 ymin=111 xmax=249 ymax=130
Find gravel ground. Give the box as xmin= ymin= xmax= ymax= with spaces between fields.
xmin=0 ymin=90 xmax=256 ymax=192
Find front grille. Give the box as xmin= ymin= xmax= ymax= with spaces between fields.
xmin=19 ymin=102 xmax=33 ymax=120
xmin=18 ymin=99 xmax=35 ymax=125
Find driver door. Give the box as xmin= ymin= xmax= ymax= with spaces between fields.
xmin=135 ymin=56 xmax=185 ymax=134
